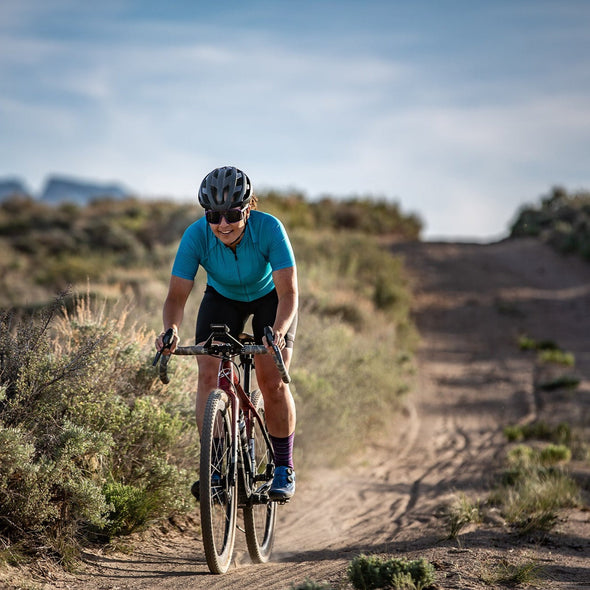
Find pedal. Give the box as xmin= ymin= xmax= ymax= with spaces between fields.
xmin=250 ymin=492 xmax=270 ymax=504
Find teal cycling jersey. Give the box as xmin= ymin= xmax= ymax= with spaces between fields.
xmin=171 ymin=210 xmax=295 ymax=302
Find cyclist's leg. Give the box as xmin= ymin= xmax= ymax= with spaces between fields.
xmin=251 ymin=290 xmax=297 ymax=439
xmin=251 ymin=294 xmax=297 ymax=500
xmin=255 ymin=352 xmax=297 ymax=500
xmin=196 ymin=356 xmax=219 ymax=432
xmin=254 ymin=350 xmax=296 ymax=437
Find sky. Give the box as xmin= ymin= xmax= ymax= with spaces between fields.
xmin=1 ymin=0 xmax=589 ymax=240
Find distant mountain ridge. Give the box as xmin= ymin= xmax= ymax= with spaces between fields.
xmin=40 ymin=176 xmax=130 ymax=204
xmin=0 ymin=178 xmax=30 ymax=200
xmin=0 ymin=175 xmax=133 ymax=205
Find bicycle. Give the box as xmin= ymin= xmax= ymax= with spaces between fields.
xmin=153 ymin=324 xmax=291 ymax=574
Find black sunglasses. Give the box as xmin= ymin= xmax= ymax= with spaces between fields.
xmin=205 ymin=205 xmax=248 ymax=224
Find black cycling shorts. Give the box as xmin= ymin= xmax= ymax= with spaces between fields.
xmin=195 ymin=285 xmax=297 ymax=348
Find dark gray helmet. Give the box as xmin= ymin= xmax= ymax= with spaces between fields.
xmin=198 ymin=166 xmax=252 ymax=211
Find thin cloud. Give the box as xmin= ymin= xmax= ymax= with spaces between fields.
xmin=1 ymin=1 xmax=589 ymax=239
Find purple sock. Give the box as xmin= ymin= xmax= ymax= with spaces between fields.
xmin=270 ymin=433 xmax=295 ymax=469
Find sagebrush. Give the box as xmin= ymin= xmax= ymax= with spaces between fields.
xmin=0 ymin=294 xmax=199 ymax=562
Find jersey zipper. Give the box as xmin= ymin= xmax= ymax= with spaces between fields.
xmin=231 ymin=248 xmax=250 ymax=301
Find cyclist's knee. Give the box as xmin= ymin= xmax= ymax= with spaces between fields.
xmin=197 ymin=356 xmax=218 ymax=389
xmin=256 ymin=363 xmax=281 ymax=392
xmin=197 ymin=371 xmax=216 ymax=390
xmin=259 ymin=379 xmax=290 ymax=404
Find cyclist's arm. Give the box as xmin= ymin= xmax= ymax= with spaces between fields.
xmin=158 ymin=275 xmax=194 ymax=353
xmin=270 ymin=265 xmax=298 ymax=350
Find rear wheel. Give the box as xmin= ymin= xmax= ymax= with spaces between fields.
xmin=243 ymin=390 xmax=277 ymax=563
xmin=200 ymin=389 xmax=237 ymax=574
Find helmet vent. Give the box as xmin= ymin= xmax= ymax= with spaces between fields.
xmin=198 ymin=166 xmax=252 ymax=211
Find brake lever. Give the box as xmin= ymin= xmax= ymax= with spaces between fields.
xmin=152 ymin=328 xmax=175 ymax=366
xmin=263 ymin=326 xmax=291 ymax=384
xmin=263 ymin=326 xmax=280 ymax=353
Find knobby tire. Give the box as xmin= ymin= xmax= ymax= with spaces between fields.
xmin=200 ymin=389 xmax=237 ymax=574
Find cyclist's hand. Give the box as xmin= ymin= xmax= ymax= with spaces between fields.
xmin=263 ymin=327 xmax=286 ymax=351
xmin=155 ymin=328 xmax=178 ymax=355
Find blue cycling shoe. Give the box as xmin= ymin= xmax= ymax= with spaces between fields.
xmin=269 ymin=466 xmax=296 ymax=502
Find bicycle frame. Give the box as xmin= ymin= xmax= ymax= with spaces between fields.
xmin=215 ymin=350 xmax=274 ymax=502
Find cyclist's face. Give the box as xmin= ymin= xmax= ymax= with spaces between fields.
xmin=209 ymin=205 xmax=250 ymax=246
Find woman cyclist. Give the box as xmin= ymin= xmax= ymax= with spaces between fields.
xmin=155 ymin=166 xmax=298 ymax=501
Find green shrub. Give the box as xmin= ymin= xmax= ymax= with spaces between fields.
xmin=517 ymin=335 xmax=540 ymax=350
xmin=538 ymin=374 xmax=581 ymax=391
xmin=507 ymin=444 xmax=571 ymax=469
xmin=499 ymin=471 xmax=579 ymax=534
xmin=0 ymin=197 xmax=195 ymax=293
xmin=347 ymin=554 xmax=435 ymax=590
xmin=102 ymin=482 xmax=154 ymax=537
xmin=442 ymin=493 xmax=482 ymax=539
xmin=482 ymin=559 xmax=544 ymax=586
xmin=0 ymin=294 xmax=198 ymax=561
xmin=491 ymin=443 xmax=579 ymax=534
xmin=292 ymin=230 xmax=413 ymax=327
xmin=538 ymin=349 xmax=575 ymax=366
xmin=510 ymin=187 xmax=590 ymax=261
xmin=292 ymin=313 xmax=413 ymax=467
xmin=517 ymin=335 xmax=574 ymax=365
xmin=290 ymin=580 xmax=333 ymax=590
xmin=285 ymin=228 xmax=416 ymax=467
xmin=503 ymin=421 xmax=571 ymax=445
xmin=259 ymin=192 xmax=423 ymax=238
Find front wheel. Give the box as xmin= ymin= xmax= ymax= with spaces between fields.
xmin=200 ymin=389 xmax=237 ymax=574
xmin=243 ymin=389 xmax=277 ymax=563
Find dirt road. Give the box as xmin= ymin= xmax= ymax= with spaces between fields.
xmin=59 ymin=238 xmax=589 ymax=589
